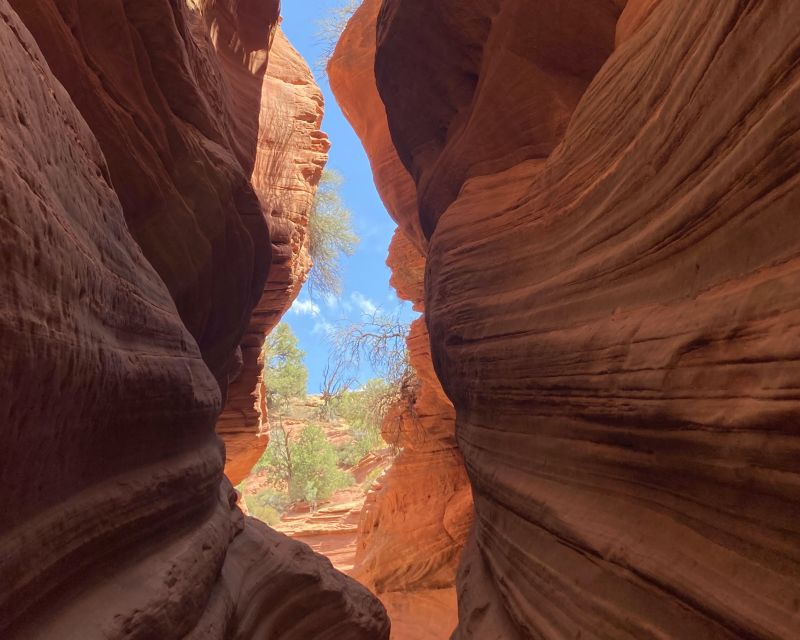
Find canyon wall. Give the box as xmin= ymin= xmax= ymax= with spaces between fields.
xmin=367 ymin=0 xmax=800 ymax=638
xmin=0 ymin=1 xmax=387 ymax=637
xmin=219 ymin=28 xmax=330 ymax=485
xmin=329 ymin=2 xmax=473 ymax=637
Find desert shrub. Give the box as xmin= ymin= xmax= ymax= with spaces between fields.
xmin=243 ymin=488 xmax=289 ymax=525
xmin=289 ymin=423 xmax=352 ymax=503
xmin=316 ymin=1 xmax=361 ymax=72
xmin=361 ymin=466 xmax=385 ymax=492
xmin=307 ymin=170 xmax=358 ymax=298
xmin=337 ymin=421 xmax=383 ymax=466
xmin=253 ymin=425 xmax=291 ymax=486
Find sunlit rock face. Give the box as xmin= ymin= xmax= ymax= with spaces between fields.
xmin=220 ymin=28 xmax=330 ymax=485
xmin=371 ymin=0 xmax=800 ymax=638
xmin=330 ymin=2 xmax=473 ymax=637
xmin=0 ymin=1 xmax=388 ymax=637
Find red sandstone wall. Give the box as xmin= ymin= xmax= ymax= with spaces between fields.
xmin=373 ymin=1 xmax=800 ymax=638
xmin=0 ymin=1 xmax=388 ymax=637
xmin=220 ymin=28 xmax=330 ymax=485
xmin=329 ymin=3 xmax=473 ymax=637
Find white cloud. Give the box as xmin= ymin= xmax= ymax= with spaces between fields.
xmin=290 ymin=298 xmax=321 ymax=317
xmin=351 ymin=292 xmax=378 ymax=316
xmin=312 ymin=319 xmax=336 ymax=336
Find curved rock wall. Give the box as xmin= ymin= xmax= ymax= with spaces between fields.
xmin=8 ymin=0 xmax=271 ymax=382
xmin=330 ymin=3 xmax=473 ymax=637
xmin=220 ymin=28 xmax=330 ymax=485
xmin=0 ymin=1 xmax=387 ymax=637
xmin=371 ymin=1 xmax=800 ymax=638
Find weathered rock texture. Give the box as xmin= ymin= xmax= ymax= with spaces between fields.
xmin=0 ymin=1 xmax=387 ymax=638
xmin=368 ymin=0 xmax=800 ymax=638
xmin=330 ymin=3 xmax=473 ymax=637
xmin=220 ymin=28 xmax=330 ymax=485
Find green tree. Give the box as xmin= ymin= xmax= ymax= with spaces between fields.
xmin=289 ymin=424 xmax=351 ymax=505
xmin=334 ymin=379 xmax=392 ymax=465
xmin=254 ymin=423 xmax=292 ymax=486
xmin=307 ymin=170 xmax=359 ymax=298
xmin=262 ymin=322 xmax=307 ymax=413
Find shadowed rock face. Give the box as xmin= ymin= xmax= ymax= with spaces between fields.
xmin=330 ymin=3 xmax=473 ymax=637
xmin=220 ymin=28 xmax=330 ymax=485
xmin=7 ymin=0 xmax=325 ymax=482
xmin=370 ymin=0 xmax=800 ymax=638
xmin=0 ymin=1 xmax=388 ymax=637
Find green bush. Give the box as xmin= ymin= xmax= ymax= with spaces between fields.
xmin=289 ymin=423 xmax=352 ymax=503
xmin=307 ymin=170 xmax=358 ymax=297
xmin=337 ymin=421 xmax=383 ymax=466
xmin=243 ymin=488 xmax=289 ymax=525
xmin=253 ymin=425 xmax=291 ymax=484
xmin=332 ymin=379 xmax=391 ymax=465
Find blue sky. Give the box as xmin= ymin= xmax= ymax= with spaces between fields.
xmin=279 ymin=3 xmax=415 ymax=392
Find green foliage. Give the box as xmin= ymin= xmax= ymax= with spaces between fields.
xmin=361 ymin=466 xmax=385 ymax=492
xmin=334 ymin=378 xmax=393 ymax=426
xmin=289 ymin=424 xmax=351 ymax=503
xmin=337 ymin=421 xmax=383 ymax=467
xmin=253 ymin=425 xmax=291 ymax=485
xmin=243 ymin=489 xmax=289 ymax=525
xmin=263 ymin=323 xmax=307 ymax=411
xmin=307 ymin=170 xmax=359 ymax=298
xmin=333 ymin=379 xmax=392 ymax=466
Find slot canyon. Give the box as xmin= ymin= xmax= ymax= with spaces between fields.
xmin=1 ymin=0 xmax=799 ymax=639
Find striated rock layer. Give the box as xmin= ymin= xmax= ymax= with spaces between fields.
xmin=330 ymin=3 xmax=473 ymax=637
xmin=370 ymin=0 xmax=800 ymax=638
xmin=0 ymin=1 xmax=388 ymax=638
xmin=220 ymin=28 xmax=330 ymax=485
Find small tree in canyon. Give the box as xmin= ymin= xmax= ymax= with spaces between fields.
xmin=334 ymin=309 xmax=411 ymax=389
xmin=307 ymin=169 xmax=359 ymax=298
xmin=330 ymin=309 xmax=417 ymax=454
xmin=319 ymin=354 xmax=355 ymax=420
xmin=262 ymin=322 xmax=307 ymax=420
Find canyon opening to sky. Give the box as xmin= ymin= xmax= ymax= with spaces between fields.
xmin=1 ymin=1 xmax=800 ymax=640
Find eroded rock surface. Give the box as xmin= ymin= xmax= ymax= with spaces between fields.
xmin=330 ymin=4 xmax=473 ymax=636
xmin=370 ymin=1 xmax=800 ymax=638
xmin=0 ymin=1 xmax=387 ymax=637
xmin=220 ymin=28 xmax=330 ymax=485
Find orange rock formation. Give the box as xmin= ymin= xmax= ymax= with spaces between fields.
xmin=367 ymin=1 xmax=800 ymax=638
xmin=330 ymin=3 xmax=474 ymax=637
xmin=220 ymin=28 xmax=330 ymax=485
xmin=0 ymin=1 xmax=387 ymax=637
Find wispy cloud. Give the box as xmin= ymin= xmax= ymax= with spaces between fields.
xmin=312 ymin=319 xmax=336 ymax=336
xmin=290 ymin=298 xmax=321 ymax=317
xmin=351 ymin=292 xmax=378 ymax=316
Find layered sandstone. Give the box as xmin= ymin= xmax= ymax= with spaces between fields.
xmin=220 ymin=29 xmax=330 ymax=485
xmin=330 ymin=5 xmax=473 ymax=636
xmin=370 ymin=1 xmax=800 ymax=638
xmin=6 ymin=0 xmax=320 ymax=484
xmin=9 ymin=0 xmax=271 ymax=383
xmin=0 ymin=1 xmax=387 ymax=638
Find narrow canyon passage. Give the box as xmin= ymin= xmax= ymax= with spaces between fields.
xmin=2 ymin=1 xmax=800 ymax=640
